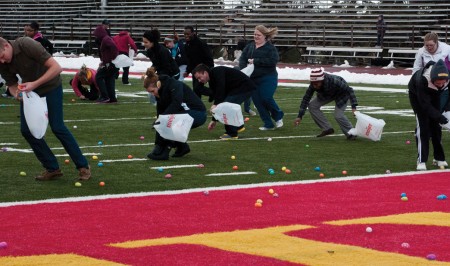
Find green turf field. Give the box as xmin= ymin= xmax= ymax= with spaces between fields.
xmin=0 ymin=75 xmax=428 ymax=202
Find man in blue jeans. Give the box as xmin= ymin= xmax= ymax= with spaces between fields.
xmin=192 ymin=64 xmax=256 ymax=139
xmin=0 ymin=36 xmax=91 ymax=181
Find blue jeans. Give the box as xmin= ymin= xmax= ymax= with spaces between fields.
xmin=244 ymin=97 xmax=253 ymax=113
xmin=252 ymin=72 xmax=284 ymax=128
xmin=20 ymin=85 xmax=88 ymax=171
xmin=224 ymin=91 xmax=253 ymax=136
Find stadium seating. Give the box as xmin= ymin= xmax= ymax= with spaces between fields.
xmin=0 ymin=0 xmax=448 ymax=65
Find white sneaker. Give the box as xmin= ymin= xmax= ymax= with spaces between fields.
xmin=259 ymin=127 xmax=275 ymax=131
xmin=433 ymin=159 xmax=448 ymax=167
xmin=275 ymin=119 xmax=284 ymax=128
xmin=416 ymin=163 xmax=427 ymax=171
xmin=247 ymin=110 xmax=257 ymax=116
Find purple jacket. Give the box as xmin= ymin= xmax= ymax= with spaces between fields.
xmin=93 ymin=25 xmax=118 ymax=64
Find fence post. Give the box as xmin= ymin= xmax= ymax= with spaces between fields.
xmin=88 ymin=23 xmax=92 ymax=55
xmin=322 ymin=25 xmax=325 ymax=47
xmin=351 ymin=25 xmax=354 ymax=48
xmin=220 ymin=24 xmax=223 ymax=48
xmin=446 ymin=26 xmax=448 ymax=43
xmin=70 ymin=20 xmax=74 ymax=41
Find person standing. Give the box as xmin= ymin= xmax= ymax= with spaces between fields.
xmin=143 ymin=68 xmax=207 ymax=160
xmin=413 ymin=32 xmax=450 ymax=74
xmin=164 ymin=34 xmax=188 ymax=82
xmin=375 ymin=15 xmax=386 ymax=48
xmin=294 ymin=68 xmax=358 ymax=140
xmin=408 ymin=59 xmax=450 ymax=171
xmin=183 ymin=26 xmax=214 ymax=98
xmin=93 ymin=24 xmax=119 ymax=103
xmin=143 ymin=29 xmax=180 ymax=106
xmin=239 ymin=25 xmax=284 ymax=131
xmin=192 ymin=64 xmax=256 ymax=140
xmin=113 ymin=29 xmax=138 ymax=85
xmin=0 ymin=36 xmax=90 ymax=180
xmin=69 ymin=64 xmax=99 ymax=100
xmin=24 ymin=21 xmax=53 ymax=54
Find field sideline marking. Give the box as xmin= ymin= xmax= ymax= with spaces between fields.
xmin=1 ymin=169 xmax=448 ymax=208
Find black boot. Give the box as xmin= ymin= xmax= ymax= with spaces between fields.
xmin=147 ymin=145 xmax=163 ymax=158
xmin=172 ymin=143 xmax=190 ymax=157
xmin=148 ymin=146 xmax=171 ymax=160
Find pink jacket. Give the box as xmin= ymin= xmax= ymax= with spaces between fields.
xmin=113 ymin=31 xmax=138 ymax=54
xmin=71 ymin=68 xmax=99 ymax=97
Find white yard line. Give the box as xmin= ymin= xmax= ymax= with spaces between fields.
xmin=206 ymin=171 xmax=257 ymax=176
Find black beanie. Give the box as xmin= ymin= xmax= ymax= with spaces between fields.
xmin=143 ymin=29 xmax=160 ymax=43
xmin=431 ymin=59 xmax=449 ymax=82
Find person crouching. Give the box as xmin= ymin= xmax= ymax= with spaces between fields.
xmin=143 ymin=67 xmax=207 ymax=160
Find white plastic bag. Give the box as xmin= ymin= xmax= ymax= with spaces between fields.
xmin=112 ymin=54 xmax=133 ymax=68
xmin=23 ymin=91 xmax=48 ymax=139
xmin=212 ymin=102 xmax=244 ymax=127
xmin=241 ymin=64 xmax=254 ymax=77
xmin=154 ymin=114 xmax=194 ymax=143
xmin=348 ymin=111 xmax=385 ymax=141
xmin=440 ymin=111 xmax=450 ymax=131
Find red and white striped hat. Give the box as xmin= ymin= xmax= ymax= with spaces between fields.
xmin=310 ymin=68 xmax=325 ymax=82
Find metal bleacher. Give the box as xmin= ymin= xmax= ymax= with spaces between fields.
xmin=0 ymin=0 xmax=449 ymax=65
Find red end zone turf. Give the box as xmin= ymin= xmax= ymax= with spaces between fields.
xmin=0 ymin=171 xmax=449 ymax=265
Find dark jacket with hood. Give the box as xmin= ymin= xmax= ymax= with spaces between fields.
xmin=146 ymin=43 xmax=180 ymax=78
xmin=156 ymin=75 xmax=206 ymax=116
xmin=93 ymin=25 xmax=119 ymax=65
xmin=408 ymin=60 xmax=450 ymax=123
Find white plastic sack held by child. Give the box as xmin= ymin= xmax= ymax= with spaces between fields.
xmin=154 ymin=114 xmax=194 ymax=143
xmin=23 ymin=91 xmax=48 ymax=139
xmin=112 ymin=54 xmax=133 ymax=68
xmin=348 ymin=111 xmax=385 ymax=141
xmin=211 ymin=102 xmax=244 ymax=127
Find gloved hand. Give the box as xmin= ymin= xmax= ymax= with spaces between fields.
xmin=439 ymin=115 xmax=449 ymax=125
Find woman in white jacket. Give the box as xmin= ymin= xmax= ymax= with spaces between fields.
xmin=413 ymin=32 xmax=450 ymax=74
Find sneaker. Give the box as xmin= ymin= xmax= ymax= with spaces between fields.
xmin=123 ymin=83 xmax=132 ymax=86
xmin=316 ymin=128 xmax=335 ymax=137
xmin=237 ymin=126 xmax=246 ymax=133
xmin=416 ymin=162 xmax=427 ymax=171
xmin=247 ymin=110 xmax=257 ymax=116
xmin=78 ymin=167 xmax=91 ymax=180
xmin=433 ymin=159 xmax=448 ymax=167
xmin=96 ymin=97 xmax=110 ymax=103
xmin=220 ymin=134 xmax=238 ymax=140
xmin=35 ymin=169 xmax=63 ymax=181
xmin=275 ymin=119 xmax=284 ymax=128
xmin=259 ymin=127 xmax=275 ymax=131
